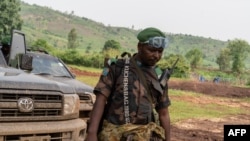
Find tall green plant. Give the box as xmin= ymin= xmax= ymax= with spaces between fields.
xmin=185 ymin=48 xmax=203 ymax=70
xmin=67 ymin=28 xmax=78 ymax=49
xmin=227 ymin=39 xmax=250 ymax=74
xmin=216 ymin=48 xmax=231 ymax=71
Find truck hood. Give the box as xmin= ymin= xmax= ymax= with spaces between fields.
xmin=0 ymin=67 xmax=75 ymax=93
xmin=42 ymin=76 xmax=94 ymax=94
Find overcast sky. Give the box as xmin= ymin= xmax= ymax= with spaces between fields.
xmin=21 ymin=0 xmax=250 ymax=43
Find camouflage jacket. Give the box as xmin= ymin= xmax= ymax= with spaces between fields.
xmin=94 ymin=54 xmax=171 ymax=125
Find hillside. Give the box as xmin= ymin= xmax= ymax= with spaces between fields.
xmin=20 ymin=1 xmax=228 ymax=68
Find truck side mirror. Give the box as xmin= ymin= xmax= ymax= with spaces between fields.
xmin=20 ymin=54 xmax=33 ymax=71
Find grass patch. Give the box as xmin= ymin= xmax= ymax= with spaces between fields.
xmin=240 ymin=97 xmax=250 ymax=103
xmin=170 ymin=101 xmax=243 ymax=123
xmin=169 ymin=89 xmax=249 ymax=123
xmin=69 ymin=64 xmax=101 ymax=86
xmin=69 ymin=64 xmax=102 ymax=73
xmin=77 ymin=75 xmax=99 ymax=87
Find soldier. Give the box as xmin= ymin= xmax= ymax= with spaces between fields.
xmin=86 ymin=27 xmax=171 ymax=141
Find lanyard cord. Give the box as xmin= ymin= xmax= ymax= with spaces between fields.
xmin=123 ymin=57 xmax=130 ymax=124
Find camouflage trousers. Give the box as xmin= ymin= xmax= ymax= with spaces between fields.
xmin=98 ymin=120 xmax=165 ymax=141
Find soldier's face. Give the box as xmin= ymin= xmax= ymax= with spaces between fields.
xmin=138 ymin=44 xmax=163 ymax=66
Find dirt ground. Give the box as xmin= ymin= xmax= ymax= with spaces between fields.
xmin=71 ymin=68 xmax=250 ymax=141
xmin=169 ymin=79 xmax=250 ymax=98
xmin=168 ymin=79 xmax=250 ymax=141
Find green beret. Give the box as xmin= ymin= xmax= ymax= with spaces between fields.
xmin=137 ymin=27 xmax=166 ymax=42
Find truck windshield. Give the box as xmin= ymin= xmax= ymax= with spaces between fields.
xmin=31 ymin=55 xmax=71 ymax=77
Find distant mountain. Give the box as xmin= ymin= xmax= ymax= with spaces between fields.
xmin=20 ymin=1 xmax=228 ymax=68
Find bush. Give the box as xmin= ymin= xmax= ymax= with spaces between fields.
xmin=244 ymin=77 xmax=250 ymax=86
xmin=158 ymin=54 xmax=190 ymax=78
xmin=58 ymin=49 xmax=84 ymax=65
xmin=56 ymin=49 xmax=105 ymax=68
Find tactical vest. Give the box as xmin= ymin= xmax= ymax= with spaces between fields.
xmin=103 ymin=52 xmax=165 ymax=125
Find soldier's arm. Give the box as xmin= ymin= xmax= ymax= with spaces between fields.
xmin=158 ymin=107 xmax=171 ymax=141
xmin=86 ymin=93 xmax=107 ymax=141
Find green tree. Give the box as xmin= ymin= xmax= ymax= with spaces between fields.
xmin=158 ymin=54 xmax=190 ymax=78
xmin=59 ymin=49 xmax=83 ymax=65
xmin=0 ymin=0 xmax=22 ymax=40
xmin=103 ymin=40 xmax=121 ymax=51
xmin=227 ymin=39 xmax=250 ymax=74
xmin=30 ymin=39 xmax=54 ymax=53
xmin=185 ymin=48 xmax=203 ymax=69
xmin=67 ymin=28 xmax=78 ymax=49
xmin=216 ymin=48 xmax=231 ymax=71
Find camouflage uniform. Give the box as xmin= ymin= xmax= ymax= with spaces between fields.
xmin=98 ymin=120 xmax=165 ymax=141
xmin=94 ymin=54 xmax=171 ymax=141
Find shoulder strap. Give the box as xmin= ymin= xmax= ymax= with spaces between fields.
xmin=130 ymin=58 xmax=160 ymax=125
xmin=130 ymin=58 xmax=154 ymax=104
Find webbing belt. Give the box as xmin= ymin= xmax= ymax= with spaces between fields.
xmin=123 ymin=57 xmax=130 ymax=124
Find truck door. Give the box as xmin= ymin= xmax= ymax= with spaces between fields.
xmin=8 ymin=30 xmax=27 ymax=68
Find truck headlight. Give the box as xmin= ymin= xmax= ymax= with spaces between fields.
xmin=84 ymin=92 xmax=96 ymax=104
xmin=63 ymin=94 xmax=80 ymax=115
xmin=90 ymin=94 xmax=96 ymax=104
